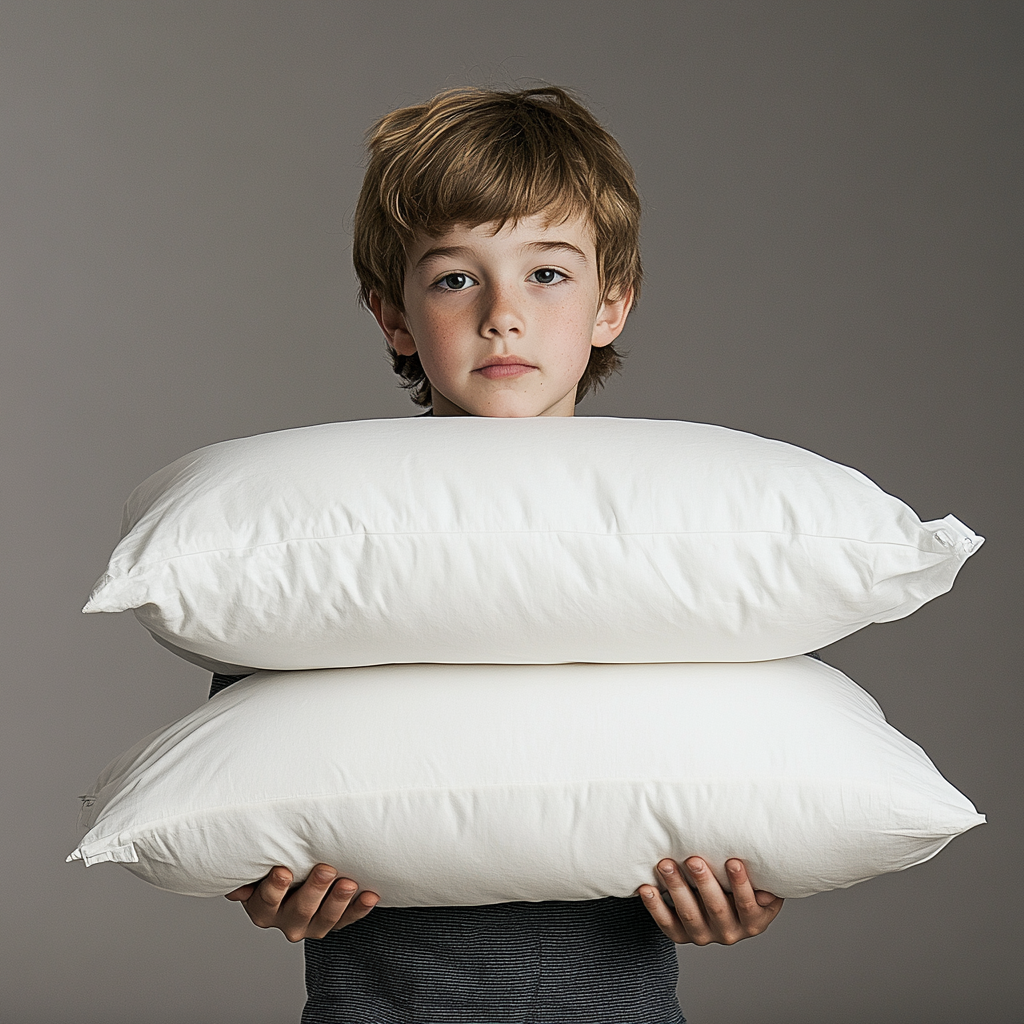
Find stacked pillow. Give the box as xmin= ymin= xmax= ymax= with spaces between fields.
xmin=82 ymin=416 xmax=982 ymax=671
xmin=70 ymin=417 xmax=985 ymax=903
xmin=70 ymin=659 xmax=985 ymax=903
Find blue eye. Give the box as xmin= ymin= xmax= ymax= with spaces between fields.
xmin=437 ymin=273 xmax=474 ymax=291
xmin=530 ymin=268 xmax=566 ymax=285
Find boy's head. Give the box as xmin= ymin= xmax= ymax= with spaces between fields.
xmin=353 ymin=86 xmax=642 ymax=417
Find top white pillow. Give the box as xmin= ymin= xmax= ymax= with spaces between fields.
xmin=84 ymin=417 xmax=982 ymax=672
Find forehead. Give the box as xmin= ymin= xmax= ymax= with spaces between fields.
xmin=407 ymin=211 xmax=596 ymax=267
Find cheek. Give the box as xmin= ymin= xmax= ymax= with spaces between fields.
xmin=409 ymin=308 xmax=464 ymax=367
xmin=425 ymin=325 xmax=469 ymax=374
xmin=547 ymin=302 xmax=599 ymax=369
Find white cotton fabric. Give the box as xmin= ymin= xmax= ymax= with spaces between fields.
xmin=83 ymin=417 xmax=983 ymax=672
xmin=68 ymin=658 xmax=984 ymax=905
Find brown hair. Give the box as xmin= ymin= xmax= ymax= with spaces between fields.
xmin=352 ymin=86 xmax=642 ymax=407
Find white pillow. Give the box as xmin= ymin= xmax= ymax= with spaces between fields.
xmin=83 ymin=417 xmax=982 ymax=671
xmin=68 ymin=658 xmax=984 ymax=904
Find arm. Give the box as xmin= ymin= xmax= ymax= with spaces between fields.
xmin=639 ymin=857 xmax=783 ymax=945
xmin=225 ymin=865 xmax=378 ymax=943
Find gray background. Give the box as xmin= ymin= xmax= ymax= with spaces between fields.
xmin=1 ymin=2 xmax=1020 ymax=1022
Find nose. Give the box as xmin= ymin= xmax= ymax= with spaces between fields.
xmin=479 ymin=283 xmax=524 ymax=339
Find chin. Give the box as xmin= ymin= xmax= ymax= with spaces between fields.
xmin=481 ymin=395 xmax=556 ymax=418
xmin=446 ymin=384 xmax=576 ymax=419
xmin=477 ymin=406 xmax=537 ymax=419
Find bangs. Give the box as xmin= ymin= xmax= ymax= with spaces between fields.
xmin=383 ymin=104 xmax=595 ymax=241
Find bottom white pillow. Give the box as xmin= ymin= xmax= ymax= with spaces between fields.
xmin=68 ymin=658 xmax=984 ymax=905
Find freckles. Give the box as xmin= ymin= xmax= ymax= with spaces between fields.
xmin=423 ymin=324 xmax=467 ymax=379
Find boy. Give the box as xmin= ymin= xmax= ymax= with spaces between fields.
xmin=219 ymin=86 xmax=783 ymax=1023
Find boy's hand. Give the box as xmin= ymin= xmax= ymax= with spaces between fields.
xmin=225 ymin=864 xmax=379 ymax=942
xmin=639 ymin=857 xmax=783 ymax=945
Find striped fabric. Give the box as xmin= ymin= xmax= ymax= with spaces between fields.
xmin=302 ymin=898 xmax=685 ymax=1024
xmin=210 ymin=674 xmax=685 ymax=1023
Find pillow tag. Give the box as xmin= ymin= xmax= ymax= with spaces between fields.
xmin=931 ymin=514 xmax=985 ymax=556
xmin=66 ymin=840 xmax=139 ymax=867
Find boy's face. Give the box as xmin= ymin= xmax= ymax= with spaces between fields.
xmin=370 ymin=213 xmax=632 ymax=417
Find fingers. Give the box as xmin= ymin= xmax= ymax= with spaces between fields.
xmin=663 ymin=858 xmax=723 ymax=945
xmin=638 ymin=882 xmax=690 ymax=944
xmin=725 ymin=859 xmax=760 ymax=920
xmin=243 ymin=866 xmax=295 ymax=927
xmin=233 ymin=865 xmax=379 ymax=942
xmin=306 ymin=876 xmax=359 ymax=937
xmin=640 ymin=859 xmax=714 ymax=944
xmin=307 ymin=878 xmax=380 ymax=939
xmin=331 ymin=888 xmax=380 ymax=932
xmin=271 ymin=864 xmax=344 ymax=942
xmin=724 ymin=859 xmax=785 ymax=928
xmin=640 ymin=857 xmax=785 ymax=946
xmin=682 ymin=857 xmax=734 ymax=938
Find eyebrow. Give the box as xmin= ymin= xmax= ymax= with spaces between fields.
xmin=415 ymin=245 xmax=473 ymax=269
xmin=414 ymin=240 xmax=589 ymax=269
xmin=528 ymin=240 xmax=589 ymax=261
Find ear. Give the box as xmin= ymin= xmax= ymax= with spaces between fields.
xmin=591 ymin=287 xmax=634 ymax=349
xmin=369 ymin=292 xmax=417 ymax=356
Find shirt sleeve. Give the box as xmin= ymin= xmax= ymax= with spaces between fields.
xmin=209 ymin=672 xmax=252 ymax=700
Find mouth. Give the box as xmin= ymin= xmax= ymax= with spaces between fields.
xmin=474 ymin=356 xmax=538 ymax=380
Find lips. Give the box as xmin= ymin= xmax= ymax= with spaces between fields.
xmin=475 ymin=357 xmax=537 ymax=380
xmin=476 ymin=363 xmax=535 ymax=379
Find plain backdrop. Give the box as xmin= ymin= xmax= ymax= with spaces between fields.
xmin=1 ymin=3 xmax=1020 ymax=1022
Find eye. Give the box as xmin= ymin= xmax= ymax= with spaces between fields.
xmin=529 ymin=268 xmax=567 ymax=285
xmin=435 ymin=272 xmax=476 ymax=291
